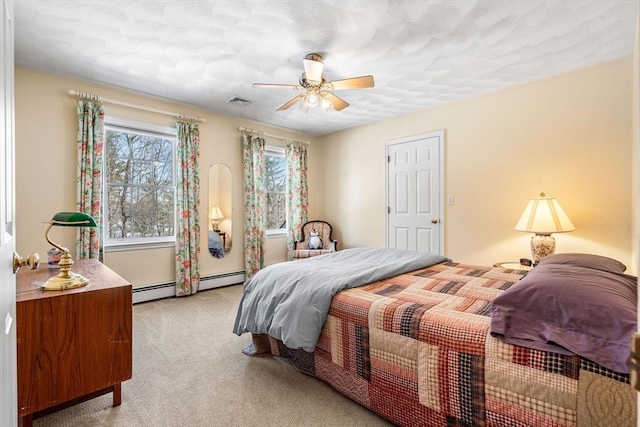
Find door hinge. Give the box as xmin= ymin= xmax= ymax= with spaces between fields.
xmin=388 ymin=207 xmax=391 ymax=214
xmin=387 ymin=155 xmax=391 ymax=162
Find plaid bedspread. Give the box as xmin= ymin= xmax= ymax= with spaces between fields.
xmin=266 ymin=262 xmax=636 ymax=426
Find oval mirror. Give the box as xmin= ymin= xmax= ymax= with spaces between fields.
xmin=207 ymin=163 xmax=232 ymax=257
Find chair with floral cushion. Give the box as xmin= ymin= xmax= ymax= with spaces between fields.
xmin=292 ymin=220 xmax=338 ymax=259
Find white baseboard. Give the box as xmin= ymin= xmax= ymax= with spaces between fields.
xmin=200 ymin=270 xmax=245 ymax=290
xmin=132 ymin=284 xmax=174 ymax=304
xmin=132 ymin=270 xmax=245 ymax=304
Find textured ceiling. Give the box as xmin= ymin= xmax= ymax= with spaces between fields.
xmin=13 ymin=0 xmax=639 ymax=136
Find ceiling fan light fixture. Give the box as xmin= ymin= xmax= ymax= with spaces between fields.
xmin=253 ymin=53 xmax=374 ymax=112
xmin=303 ymin=54 xmax=324 ymax=83
xmin=320 ymin=97 xmax=332 ymax=111
xmin=299 ymin=95 xmax=310 ymax=113
xmin=307 ymin=91 xmax=319 ymax=107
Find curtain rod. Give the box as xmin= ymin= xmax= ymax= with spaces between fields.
xmin=238 ymin=126 xmax=309 ymax=145
xmin=68 ymin=89 xmax=205 ymax=123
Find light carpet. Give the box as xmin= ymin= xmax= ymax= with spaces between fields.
xmin=33 ymin=284 xmax=393 ymax=427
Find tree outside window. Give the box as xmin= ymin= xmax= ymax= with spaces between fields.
xmin=104 ymin=123 xmax=176 ymax=246
xmin=264 ymin=148 xmax=287 ymax=231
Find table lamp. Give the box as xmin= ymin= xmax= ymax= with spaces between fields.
xmin=515 ymin=193 xmax=575 ymax=264
xmin=42 ymin=212 xmax=98 ymax=291
xmin=209 ymin=206 xmax=223 ymax=232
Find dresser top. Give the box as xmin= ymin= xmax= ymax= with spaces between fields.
xmin=17 ymin=259 xmax=131 ymax=302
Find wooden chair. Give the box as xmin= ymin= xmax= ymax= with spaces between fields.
xmin=292 ymin=220 xmax=338 ymax=259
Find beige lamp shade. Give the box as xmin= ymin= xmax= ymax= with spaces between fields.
xmin=209 ymin=206 xmax=223 ymax=221
xmin=515 ymin=194 xmax=575 ymax=235
xmin=209 ymin=206 xmax=224 ymax=231
xmin=515 ymin=193 xmax=575 ymax=263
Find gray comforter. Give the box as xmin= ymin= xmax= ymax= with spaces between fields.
xmin=233 ymin=247 xmax=449 ymax=352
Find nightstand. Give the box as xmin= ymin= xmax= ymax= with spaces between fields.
xmin=493 ymin=261 xmax=533 ymax=271
xmin=16 ymin=259 xmax=132 ymax=427
xmin=216 ymin=231 xmax=226 ymax=248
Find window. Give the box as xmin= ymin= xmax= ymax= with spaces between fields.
xmin=264 ymin=146 xmax=287 ymax=235
xmin=104 ymin=118 xmax=176 ymax=249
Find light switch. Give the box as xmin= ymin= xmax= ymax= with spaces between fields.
xmin=447 ymin=195 xmax=454 ymax=205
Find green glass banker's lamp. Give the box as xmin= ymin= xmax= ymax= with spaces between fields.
xmin=42 ymin=212 xmax=98 ymax=291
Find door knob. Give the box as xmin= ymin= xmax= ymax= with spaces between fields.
xmin=431 ymin=218 xmax=439 ymax=224
xmin=13 ymin=252 xmax=40 ymax=274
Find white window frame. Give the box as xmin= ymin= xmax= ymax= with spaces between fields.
xmin=264 ymin=146 xmax=287 ymax=238
xmin=103 ymin=117 xmax=177 ymax=252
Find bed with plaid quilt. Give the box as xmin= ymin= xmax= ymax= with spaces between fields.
xmin=254 ymin=261 xmax=635 ymax=426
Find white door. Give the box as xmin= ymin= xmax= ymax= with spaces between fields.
xmin=0 ymin=0 xmax=17 ymax=425
xmin=386 ymin=131 xmax=444 ymax=255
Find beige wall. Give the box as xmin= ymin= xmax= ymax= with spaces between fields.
xmin=15 ymin=67 xmax=318 ymax=288
xmin=15 ymin=57 xmax=635 ymax=286
xmin=316 ymin=58 xmax=634 ymax=271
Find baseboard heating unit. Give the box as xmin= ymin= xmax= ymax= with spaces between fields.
xmin=132 ymin=270 xmax=245 ymax=304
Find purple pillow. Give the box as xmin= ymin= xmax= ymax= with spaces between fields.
xmin=490 ymin=264 xmax=637 ymax=373
xmin=536 ymin=253 xmax=626 ymax=273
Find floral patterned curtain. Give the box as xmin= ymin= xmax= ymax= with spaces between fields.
xmin=76 ymin=100 xmax=104 ymax=260
xmin=175 ymin=121 xmax=200 ymax=296
xmin=242 ymin=132 xmax=266 ymax=278
xmin=286 ymin=140 xmax=309 ymax=260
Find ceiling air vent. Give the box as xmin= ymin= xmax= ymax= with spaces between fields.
xmin=227 ymin=96 xmax=252 ymax=107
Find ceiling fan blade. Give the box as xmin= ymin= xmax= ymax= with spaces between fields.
xmin=253 ymin=83 xmax=301 ymax=90
xmin=276 ymin=93 xmax=306 ymax=111
xmin=303 ymin=54 xmax=324 ymax=83
xmin=326 ymin=75 xmax=375 ymax=90
xmin=323 ymin=92 xmax=349 ymax=111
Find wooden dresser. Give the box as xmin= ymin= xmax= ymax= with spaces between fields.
xmin=16 ymin=259 xmax=132 ymax=427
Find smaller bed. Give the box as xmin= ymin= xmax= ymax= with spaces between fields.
xmin=234 ymin=248 xmax=637 ymax=426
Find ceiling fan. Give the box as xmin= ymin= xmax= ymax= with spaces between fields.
xmin=253 ymin=53 xmax=375 ymax=112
